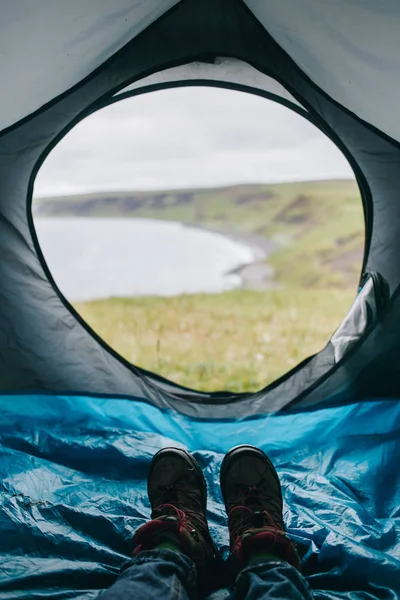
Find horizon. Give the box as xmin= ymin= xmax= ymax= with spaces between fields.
xmin=34 ymin=176 xmax=356 ymax=201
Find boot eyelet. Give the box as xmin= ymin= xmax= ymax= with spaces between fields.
xmin=253 ymin=510 xmax=264 ymax=528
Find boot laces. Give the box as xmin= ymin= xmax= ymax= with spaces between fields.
xmin=153 ymin=483 xmax=213 ymax=556
xmin=228 ymin=484 xmax=282 ymax=547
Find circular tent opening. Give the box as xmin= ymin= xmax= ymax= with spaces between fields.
xmin=33 ymin=86 xmax=365 ymax=393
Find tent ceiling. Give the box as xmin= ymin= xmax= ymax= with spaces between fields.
xmin=1 ymin=1 xmax=399 ymax=143
xmin=0 ymin=0 xmax=179 ymax=133
xmin=115 ymin=58 xmax=306 ymax=110
xmin=245 ymin=0 xmax=400 ymax=142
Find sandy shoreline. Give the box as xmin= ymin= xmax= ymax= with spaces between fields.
xmin=184 ymin=223 xmax=278 ymax=290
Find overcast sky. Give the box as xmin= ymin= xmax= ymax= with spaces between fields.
xmin=34 ymin=87 xmax=354 ymax=197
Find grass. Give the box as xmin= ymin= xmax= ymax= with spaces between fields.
xmin=75 ymin=287 xmax=356 ymax=393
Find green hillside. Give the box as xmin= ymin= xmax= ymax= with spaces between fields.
xmin=35 ymin=179 xmax=364 ymax=289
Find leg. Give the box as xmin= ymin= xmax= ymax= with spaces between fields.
xmin=221 ymin=445 xmax=314 ymax=599
xmin=99 ymin=548 xmax=198 ymax=600
xmin=234 ymin=560 xmax=313 ymax=600
xmin=100 ymin=447 xmax=223 ymax=598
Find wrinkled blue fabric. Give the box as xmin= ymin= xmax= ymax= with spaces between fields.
xmin=0 ymin=393 xmax=399 ymax=599
xmin=99 ymin=549 xmax=313 ymax=600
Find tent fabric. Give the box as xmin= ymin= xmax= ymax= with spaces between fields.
xmin=1 ymin=1 xmax=399 ymax=140
xmin=0 ymin=0 xmax=179 ymax=132
xmin=1 ymin=2 xmax=400 ymax=595
xmin=2 ymin=0 xmax=400 ymax=409
xmin=115 ymin=57 xmax=307 ymax=109
xmin=245 ymin=0 xmax=400 ymax=142
xmin=0 ymin=393 xmax=399 ymax=599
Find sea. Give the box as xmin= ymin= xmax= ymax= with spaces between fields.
xmin=34 ymin=217 xmax=255 ymax=301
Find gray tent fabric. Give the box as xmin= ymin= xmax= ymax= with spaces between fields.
xmin=115 ymin=58 xmax=306 ymax=109
xmin=1 ymin=0 xmax=400 ymax=417
xmin=331 ymin=274 xmax=378 ymax=365
xmin=0 ymin=0 xmax=180 ymax=132
xmin=245 ymin=0 xmax=400 ymax=142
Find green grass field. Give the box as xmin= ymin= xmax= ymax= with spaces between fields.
xmin=76 ymin=288 xmax=356 ymax=393
xmin=37 ymin=179 xmax=365 ymax=392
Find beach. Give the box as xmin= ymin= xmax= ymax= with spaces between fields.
xmin=184 ymin=223 xmax=278 ymax=290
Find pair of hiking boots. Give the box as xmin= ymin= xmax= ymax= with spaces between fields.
xmin=133 ymin=445 xmax=300 ymax=590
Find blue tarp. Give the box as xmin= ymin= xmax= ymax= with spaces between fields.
xmin=0 ymin=394 xmax=399 ymax=599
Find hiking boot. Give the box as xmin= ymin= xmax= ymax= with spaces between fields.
xmin=220 ymin=445 xmax=300 ymax=574
xmin=133 ymin=447 xmax=222 ymax=589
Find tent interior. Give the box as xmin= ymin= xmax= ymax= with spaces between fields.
xmin=0 ymin=1 xmax=399 ymax=597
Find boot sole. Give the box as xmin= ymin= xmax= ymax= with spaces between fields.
xmin=220 ymin=444 xmax=282 ymax=506
xmin=148 ymin=447 xmax=208 ymax=513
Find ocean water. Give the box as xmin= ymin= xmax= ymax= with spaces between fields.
xmin=34 ymin=217 xmax=255 ymax=301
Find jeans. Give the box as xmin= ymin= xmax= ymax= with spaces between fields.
xmin=100 ymin=549 xmax=313 ymax=600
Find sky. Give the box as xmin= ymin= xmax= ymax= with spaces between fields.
xmin=34 ymin=86 xmax=355 ymax=197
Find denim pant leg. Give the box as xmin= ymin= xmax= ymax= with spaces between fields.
xmin=234 ymin=560 xmax=313 ymax=600
xmin=99 ymin=549 xmax=198 ymax=600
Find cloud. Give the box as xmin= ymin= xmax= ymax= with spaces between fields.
xmin=34 ymin=86 xmax=354 ymax=197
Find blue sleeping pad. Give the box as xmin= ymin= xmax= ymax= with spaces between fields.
xmin=0 ymin=394 xmax=399 ymax=599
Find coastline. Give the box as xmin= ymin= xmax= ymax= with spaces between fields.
xmin=183 ymin=223 xmax=278 ymax=291
xmin=37 ymin=214 xmax=278 ymax=295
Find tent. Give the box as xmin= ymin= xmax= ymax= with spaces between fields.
xmin=0 ymin=1 xmax=399 ymax=597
